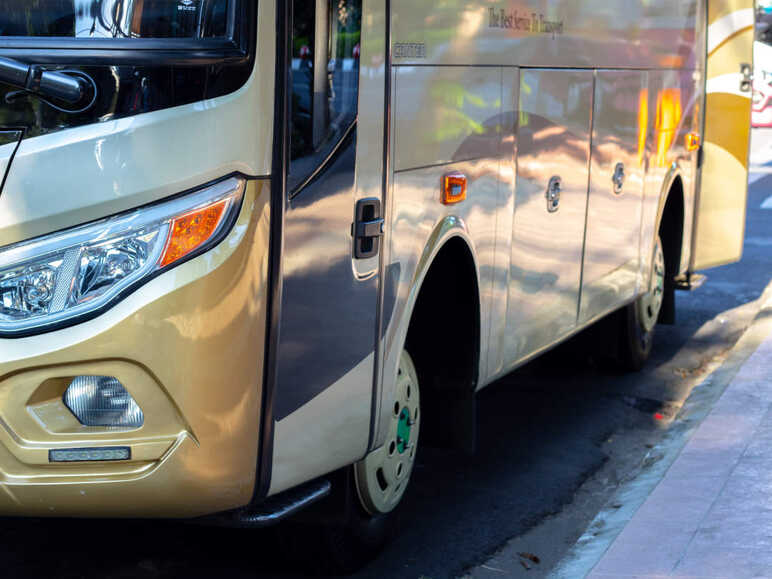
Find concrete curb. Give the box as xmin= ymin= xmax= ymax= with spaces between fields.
xmin=549 ymin=280 xmax=772 ymax=579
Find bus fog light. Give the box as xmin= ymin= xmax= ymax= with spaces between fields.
xmin=63 ymin=376 xmax=144 ymax=428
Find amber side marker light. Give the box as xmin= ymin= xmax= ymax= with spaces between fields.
xmin=442 ymin=172 xmax=467 ymax=205
xmin=159 ymin=199 xmax=230 ymax=267
xmin=686 ymin=132 xmax=701 ymax=152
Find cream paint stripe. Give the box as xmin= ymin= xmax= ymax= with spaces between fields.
xmin=708 ymin=8 xmax=755 ymax=55
xmin=706 ymin=73 xmax=752 ymax=98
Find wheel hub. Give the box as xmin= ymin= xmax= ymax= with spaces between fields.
xmin=396 ymin=407 xmax=412 ymax=454
xmin=355 ymin=350 xmax=420 ymax=515
xmin=638 ymin=237 xmax=665 ymax=333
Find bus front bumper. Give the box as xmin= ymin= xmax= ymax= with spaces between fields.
xmin=0 ymin=179 xmax=270 ymax=518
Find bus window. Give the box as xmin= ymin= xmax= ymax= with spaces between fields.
xmin=289 ymin=0 xmax=361 ymax=192
xmin=0 ymin=0 xmax=234 ymax=40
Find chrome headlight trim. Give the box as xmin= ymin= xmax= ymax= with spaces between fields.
xmin=0 ymin=175 xmax=246 ymax=337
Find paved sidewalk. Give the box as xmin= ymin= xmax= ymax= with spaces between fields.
xmin=588 ymin=300 xmax=772 ymax=578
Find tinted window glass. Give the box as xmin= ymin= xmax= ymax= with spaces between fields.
xmin=289 ymin=0 xmax=361 ymax=191
xmin=0 ymin=0 xmax=233 ymax=39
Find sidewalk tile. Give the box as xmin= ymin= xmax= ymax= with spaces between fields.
xmin=665 ymin=447 xmax=741 ymax=480
xmin=740 ymin=419 xmax=772 ymax=460
xmin=589 ymin=519 xmax=695 ymax=576
xmin=633 ymin=475 xmax=725 ymax=525
xmin=675 ymin=539 xmax=772 ymax=578
xmin=686 ymin=415 xmax=762 ymax=457
xmin=696 ymin=511 xmax=772 ymax=552
xmin=711 ymin=387 xmax=769 ymax=415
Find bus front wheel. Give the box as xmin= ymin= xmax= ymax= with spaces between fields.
xmin=281 ymin=349 xmax=421 ymax=573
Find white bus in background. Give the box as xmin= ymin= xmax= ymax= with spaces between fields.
xmin=0 ymin=0 xmax=754 ymax=571
xmin=753 ymin=40 xmax=772 ymax=127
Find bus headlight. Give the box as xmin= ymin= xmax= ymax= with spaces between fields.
xmin=0 ymin=176 xmax=245 ymax=336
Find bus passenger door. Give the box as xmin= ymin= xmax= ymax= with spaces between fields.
xmin=505 ymin=70 xmax=593 ymax=361
xmin=269 ymin=0 xmax=381 ymax=495
xmin=579 ymin=71 xmax=648 ymax=324
xmin=692 ymin=0 xmax=754 ymax=270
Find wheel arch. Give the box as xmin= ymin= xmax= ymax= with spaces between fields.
xmin=654 ymin=172 xmax=686 ymax=324
xmin=394 ymin=219 xmax=482 ymax=453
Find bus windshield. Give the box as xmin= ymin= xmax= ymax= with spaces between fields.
xmin=0 ymin=0 xmax=235 ymax=40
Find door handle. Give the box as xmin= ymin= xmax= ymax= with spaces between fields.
xmin=612 ymin=162 xmax=626 ymax=195
xmin=353 ymin=198 xmax=384 ymax=259
xmin=546 ymin=176 xmax=562 ymax=213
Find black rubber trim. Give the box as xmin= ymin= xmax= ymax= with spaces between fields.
xmin=0 ymin=47 xmax=249 ymax=67
xmin=368 ymin=0 xmax=393 ymax=451
xmin=0 ymin=172 xmax=263 ymax=339
xmin=288 ymin=119 xmax=358 ymax=200
xmin=253 ymin=0 xmax=291 ymax=502
xmin=0 ymin=129 xmax=23 ymax=195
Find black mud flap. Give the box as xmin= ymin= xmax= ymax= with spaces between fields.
xmin=422 ymin=387 xmax=477 ymax=455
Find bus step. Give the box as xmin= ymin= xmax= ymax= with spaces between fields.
xmin=674 ymin=273 xmax=707 ymax=291
xmin=203 ymin=478 xmax=332 ymax=528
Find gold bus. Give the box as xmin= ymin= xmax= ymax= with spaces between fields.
xmin=0 ymin=0 xmax=753 ymax=570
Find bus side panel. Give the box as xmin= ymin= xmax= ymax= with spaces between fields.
xmin=638 ymin=69 xmax=701 ymax=290
xmin=692 ymin=0 xmax=754 ymax=271
xmin=391 ymin=0 xmax=699 ymax=70
xmin=379 ymin=64 xmax=506 ymax=428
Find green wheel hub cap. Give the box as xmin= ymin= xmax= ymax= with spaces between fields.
xmin=397 ymin=408 xmax=412 ymax=453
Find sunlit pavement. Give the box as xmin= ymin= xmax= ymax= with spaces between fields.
xmin=562 ymin=290 xmax=772 ymax=578
xmin=550 ymin=134 xmax=772 ymax=578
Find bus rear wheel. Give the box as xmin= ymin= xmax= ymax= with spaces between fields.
xmin=618 ymin=234 xmax=666 ymax=371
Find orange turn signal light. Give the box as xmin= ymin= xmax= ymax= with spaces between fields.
xmin=158 ymin=199 xmax=230 ymax=268
xmin=685 ymin=132 xmax=701 ymax=152
xmin=442 ymin=172 xmax=467 ymax=205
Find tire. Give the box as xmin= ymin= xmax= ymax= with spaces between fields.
xmin=617 ymin=234 xmax=666 ymax=371
xmin=279 ymin=493 xmax=396 ymax=575
xmin=279 ymin=350 xmax=421 ymax=574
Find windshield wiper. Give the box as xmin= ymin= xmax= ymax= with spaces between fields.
xmin=0 ymin=56 xmax=85 ymax=105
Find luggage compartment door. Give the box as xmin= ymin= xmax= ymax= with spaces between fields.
xmin=692 ymin=0 xmax=755 ymax=270
xmin=504 ymin=69 xmax=593 ymax=362
xmin=580 ymin=71 xmax=648 ymax=324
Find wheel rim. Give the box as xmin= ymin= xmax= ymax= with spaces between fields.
xmin=637 ymin=237 xmax=665 ymax=334
xmin=355 ymin=350 xmax=421 ymax=515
